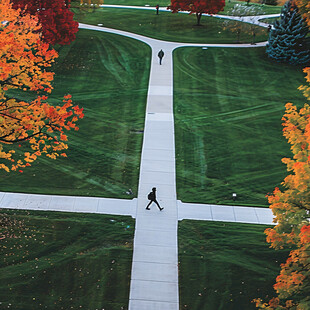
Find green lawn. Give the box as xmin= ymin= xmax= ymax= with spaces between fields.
xmin=72 ymin=7 xmax=268 ymax=44
xmin=72 ymin=0 xmax=282 ymax=15
xmin=0 ymin=30 xmax=151 ymax=198
xmin=0 ymin=209 xmax=135 ymax=310
xmin=259 ymin=17 xmax=280 ymax=23
xmin=174 ymin=47 xmax=306 ymax=206
xmin=179 ymin=220 xmax=289 ymax=310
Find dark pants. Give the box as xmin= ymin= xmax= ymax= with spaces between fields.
xmin=146 ymin=199 xmax=161 ymax=210
xmin=159 ymin=57 xmax=163 ymax=65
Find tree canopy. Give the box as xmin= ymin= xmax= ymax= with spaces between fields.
xmin=0 ymin=0 xmax=84 ymax=172
xmin=168 ymin=0 xmax=225 ymax=26
xmin=266 ymin=0 xmax=310 ymax=65
xmin=11 ymin=0 xmax=79 ymax=45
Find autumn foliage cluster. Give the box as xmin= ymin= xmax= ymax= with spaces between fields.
xmin=168 ymin=0 xmax=225 ymax=25
xmin=0 ymin=0 xmax=83 ymax=172
xmin=294 ymin=0 xmax=310 ymax=27
xmin=254 ymin=68 xmax=310 ymax=309
xmin=11 ymin=0 xmax=78 ymax=45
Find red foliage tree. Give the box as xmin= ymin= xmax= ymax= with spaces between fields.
xmin=168 ymin=0 xmax=225 ymax=26
xmin=11 ymin=0 xmax=79 ymax=45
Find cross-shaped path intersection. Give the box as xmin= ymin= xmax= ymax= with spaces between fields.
xmin=1 ymin=14 xmax=279 ymax=309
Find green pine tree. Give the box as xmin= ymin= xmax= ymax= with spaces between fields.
xmin=266 ymin=0 xmax=310 ymax=65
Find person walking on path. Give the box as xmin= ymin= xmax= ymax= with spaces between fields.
xmin=156 ymin=4 xmax=159 ymax=15
xmin=146 ymin=187 xmax=163 ymax=211
xmin=251 ymin=31 xmax=256 ymax=45
xmin=158 ymin=49 xmax=164 ymax=65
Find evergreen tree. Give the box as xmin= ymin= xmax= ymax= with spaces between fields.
xmin=266 ymin=0 xmax=310 ymax=65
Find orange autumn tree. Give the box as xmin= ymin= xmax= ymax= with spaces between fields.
xmin=294 ymin=0 xmax=310 ymax=27
xmin=0 ymin=0 xmax=84 ymax=172
xmin=254 ymin=68 xmax=310 ymax=309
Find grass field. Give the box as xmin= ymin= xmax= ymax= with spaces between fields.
xmin=178 ymin=220 xmax=289 ymax=310
xmin=72 ymin=7 xmax=268 ymax=44
xmin=0 ymin=209 xmax=135 ymax=309
xmin=72 ymin=0 xmax=282 ymax=15
xmin=259 ymin=17 xmax=280 ymax=23
xmin=173 ymin=47 xmax=306 ymax=206
xmin=0 ymin=30 xmax=151 ymax=198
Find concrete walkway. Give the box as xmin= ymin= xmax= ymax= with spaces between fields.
xmin=0 ymin=16 xmax=278 ymax=310
xmin=0 ymin=191 xmax=135 ymax=216
xmin=128 ymin=39 xmax=179 ymax=310
xmin=0 ymin=191 xmax=274 ymax=225
xmin=178 ymin=201 xmax=274 ymax=224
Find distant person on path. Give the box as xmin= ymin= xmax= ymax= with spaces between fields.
xmin=156 ymin=4 xmax=159 ymax=15
xmin=158 ymin=49 xmax=164 ymax=65
xmin=146 ymin=187 xmax=163 ymax=211
xmin=251 ymin=32 xmax=256 ymax=45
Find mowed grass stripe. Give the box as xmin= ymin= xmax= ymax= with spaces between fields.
xmin=174 ymin=47 xmax=305 ymax=206
xmin=0 ymin=210 xmax=135 ymax=309
xmin=0 ymin=30 xmax=151 ymax=198
xmin=178 ymin=220 xmax=289 ymax=310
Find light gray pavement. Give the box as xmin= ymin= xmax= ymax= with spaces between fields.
xmin=0 ymin=190 xmax=274 ymax=225
xmin=218 ymin=13 xmax=280 ymax=28
xmin=178 ymin=201 xmax=274 ymax=225
xmin=1 ymin=18 xmax=278 ymax=310
xmin=0 ymin=191 xmax=135 ymax=216
xmin=128 ymin=40 xmax=179 ymax=310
